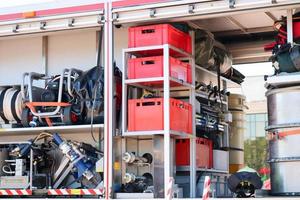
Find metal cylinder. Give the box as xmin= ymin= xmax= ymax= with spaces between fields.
xmin=267 ymin=86 xmax=300 ymax=195
xmin=228 ymin=94 xmax=247 ymax=111
xmin=269 ymin=130 xmax=300 ymax=195
xmin=266 ymin=86 xmax=300 ymax=129
xmin=228 ymin=94 xmax=246 ymax=173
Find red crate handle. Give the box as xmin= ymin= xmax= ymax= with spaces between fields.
xmin=135 ymin=98 xmax=162 ymax=107
xmin=141 ymin=60 xmax=155 ymax=65
xmin=141 ymin=27 xmax=156 ymax=34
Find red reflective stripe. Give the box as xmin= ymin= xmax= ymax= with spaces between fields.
xmin=26 ymin=190 xmax=32 ymax=195
xmin=6 ymin=190 xmax=13 ymax=195
xmin=113 ymin=0 xmax=169 ymax=8
xmin=0 ymin=13 xmax=23 ymax=21
xmin=0 ymin=3 xmax=104 ymax=22
xmin=88 ymin=189 xmax=96 ymax=195
xmin=35 ymin=3 xmax=103 ymax=17
xmin=56 ymin=189 xmax=63 ymax=195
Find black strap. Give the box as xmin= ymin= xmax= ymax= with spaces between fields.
xmin=0 ymin=87 xmax=10 ymax=124
xmin=10 ymin=90 xmax=21 ymax=123
xmin=228 ymin=147 xmax=244 ymax=152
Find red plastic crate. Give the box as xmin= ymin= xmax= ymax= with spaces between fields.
xmin=176 ymin=139 xmax=190 ymax=166
xmin=176 ymin=138 xmax=213 ymax=168
xmin=128 ymin=98 xmax=192 ymax=134
xmin=294 ymin=21 xmax=300 ymax=39
xmin=128 ymin=56 xmax=191 ymax=83
xmin=128 ymin=24 xmax=192 ymax=54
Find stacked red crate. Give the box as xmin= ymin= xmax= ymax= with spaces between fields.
xmin=128 ymin=98 xmax=192 ymax=134
xmin=128 ymin=24 xmax=192 ymax=54
xmin=127 ymin=23 xmax=193 ymax=135
xmin=128 ymin=56 xmax=192 ymax=83
xmin=175 ymin=138 xmax=213 ymax=168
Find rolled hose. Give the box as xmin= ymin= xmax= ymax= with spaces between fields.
xmin=0 ymin=87 xmax=23 ymax=123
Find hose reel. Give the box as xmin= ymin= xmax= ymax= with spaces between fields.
xmin=0 ymin=87 xmax=23 ymax=124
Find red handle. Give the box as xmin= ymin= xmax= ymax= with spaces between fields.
xmin=141 ymin=28 xmax=156 ymax=34
xmin=135 ymin=98 xmax=162 ymax=106
xmin=141 ymin=60 xmax=155 ymax=65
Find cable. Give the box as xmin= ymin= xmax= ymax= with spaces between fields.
xmin=89 ymin=26 xmax=104 ymax=145
xmin=90 ymin=81 xmax=100 ymax=144
xmin=33 ymin=132 xmax=52 ymax=143
xmin=2 ymin=165 xmax=14 ymax=174
xmin=216 ymin=62 xmax=224 ymax=112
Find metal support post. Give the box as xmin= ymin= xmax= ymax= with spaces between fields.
xmin=29 ymin=148 xmax=33 ymax=189
xmin=104 ymin=1 xmax=114 ymax=199
xmin=96 ymin=29 xmax=104 ymax=67
xmin=122 ymin=49 xmax=128 ymax=135
xmin=189 ymin=30 xmax=196 ymax=198
xmin=42 ymin=36 xmax=48 ymax=76
xmin=287 ymin=9 xmax=294 ymax=44
xmin=163 ymin=44 xmax=171 ymax=198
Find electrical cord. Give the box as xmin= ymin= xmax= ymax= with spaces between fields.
xmin=90 ymin=27 xmax=103 ymax=146
xmin=90 ymin=81 xmax=100 ymax=144
xmin=2 ymin=165 xmax=14 ymax=174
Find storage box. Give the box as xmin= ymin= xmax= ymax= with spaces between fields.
xmin=293 ymin=21 xmax=300 ymax=39
xmin=128 ymin=56 xmax=191 ymax=83
xmin=128 ymin=24 xmax=192 ymax=54
xmin=213 ymin=150 xmax=229 ymax=171
xmin=176 ymin=138 xmax=213 ymax=168
xmin=128 ymin=98 xmax=192 ymax=134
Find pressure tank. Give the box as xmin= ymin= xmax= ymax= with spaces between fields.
xmin=228 ymin=94 xmax=246 ymax=173
xmin=266 ymin=85 xmax=300 ymax=195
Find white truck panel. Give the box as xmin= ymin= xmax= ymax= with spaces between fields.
xmin=48 ymin=30 xmax=97 ymax=75
xmin=114 ymin=26 xmax=128 ymax=72
xmin=0 ymin=36 xmax=43 ymax=85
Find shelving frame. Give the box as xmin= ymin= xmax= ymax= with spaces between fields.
xmin=121 ymin=43 xmax=196 ymax=198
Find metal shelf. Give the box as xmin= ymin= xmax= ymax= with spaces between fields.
xmin=176 ymin=166 xmax=228 ymax=174
xmin=125 ymin=76 xmax=194 ymax=89
xmin=121 ymin=39 xmax=197 ymax=198
xmin=123 ymin=130 xmax=194 ymax=139
xmin=123 ymin=44 xmax=192 ymax=58
xmin=195 ymin=91 xmax=228 ymax=105
xmin=0 ymin=124 xmax=104 ymax=135
xmin=195 ymin=64 xmax=240 ymax=88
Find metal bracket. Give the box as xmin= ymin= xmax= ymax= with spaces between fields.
xmin=68 ymin=18 xmax=75 ymax=27
xmin=112 ymin=13 xmax=119 ymax=22
xmin=98 ymin=15 xmax=106 ymax=24
xmin=40 ymin=22 xmax=46 ymax=30
xmin=188 ymin=4 xmax=195 ymax=14
xmin=229 ymin=0 xmax=235 ymax=8
xmin=150 ymin=9 xmax=156 ymax=18
xmin=12 ymin=24 xmax=19 ymax=33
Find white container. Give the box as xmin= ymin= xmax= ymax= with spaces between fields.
xmin=213 ymin=150 xmax=229 ymax=171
